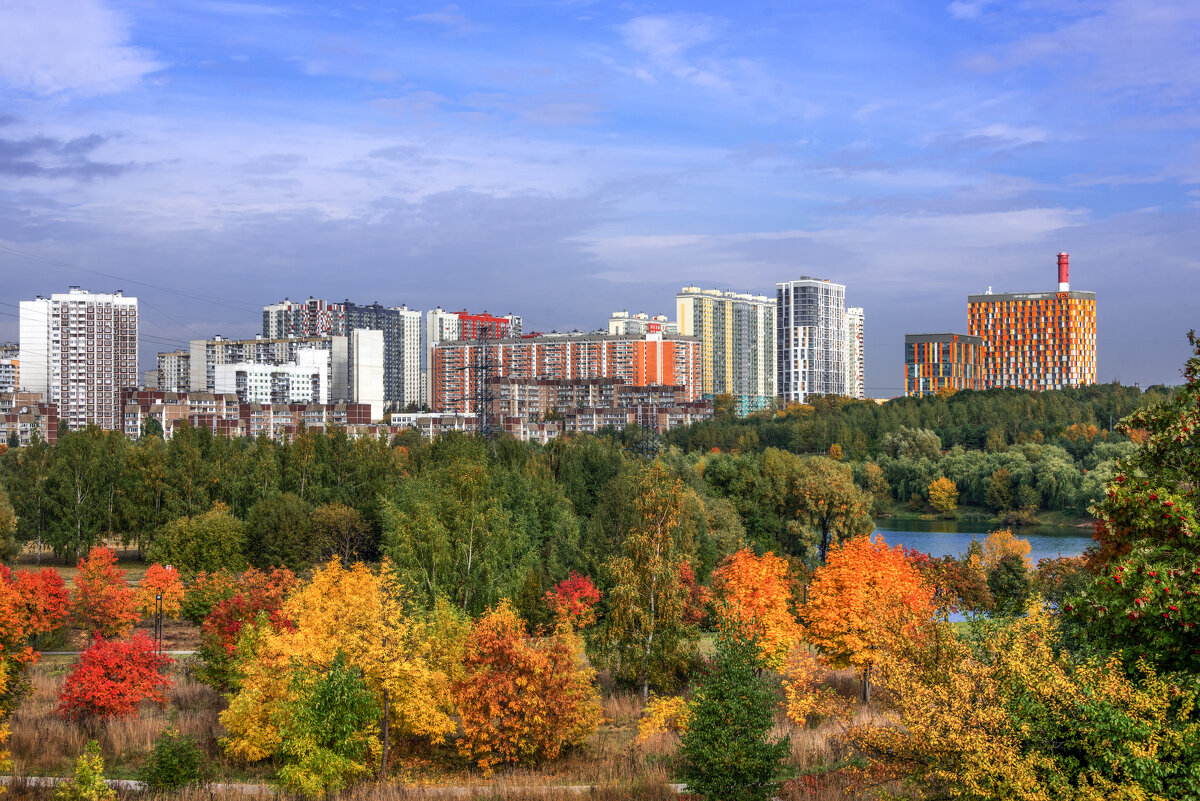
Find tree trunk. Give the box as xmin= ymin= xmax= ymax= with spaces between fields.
xmin=861 ymin=665 xmax=871 ymax=706
xmin=380 ymin=688 xmax=390 ymax=779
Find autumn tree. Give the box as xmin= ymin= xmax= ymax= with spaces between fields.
xmin=71 ymin=547 xmax=139 ymax=639
xmin=981 ymin=528 xmax=1032 ymax=571
xmin=987 ymin=554 xmax=1032 ymax=616
xmin=679 ymin=627 xmax=790 ymax=801
xmin=927 ymin=476 xmax=959 ymax=517
xmin=544 ymin=572 xmax=601 ymax=629
xmin=787 ymin=457 xmax=873 ymax=564
xmin=196 ymin=567 xmax=297 ymax=689
xmin=985 ymin=468 xmax=1013 ymax=513
xmin=136 ymin=564 xmax=184 ymax=620
xmin=220 ymin=559 xmax=456 ymax=769
xmin=454 ymin=600 xmax=601 ymax=773
xmin=595 ymin=463 xmax=699 ymax=699
xmin=847 ymin=607 xmax=1200 ymax=800
xmin=147 ymin=503 xmax=247 ymax=577
xmin=57 ymin=633 xmax=172 ymax=721
xmin=711 ymin=549 xmax=801 ymax=670
xmin=802 ymin=536 xmax=934 ymax=703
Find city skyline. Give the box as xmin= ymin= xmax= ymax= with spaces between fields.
xmin=1 ymin=1 xmax=1197 ymax=393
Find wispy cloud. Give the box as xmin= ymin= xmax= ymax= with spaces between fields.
xmin=0 ymin=0 xmax=163 ymax=96
xmin=409 ymin=4 xmax=480 ymax=36
xmin=618 ymin=13 xmax=728 ymax=89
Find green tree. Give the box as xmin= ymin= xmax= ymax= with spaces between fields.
xmin=1065 ymin=332 xmax=1200 ymax=672
xmin=382 ymin=436 xmax=530 ymax=615
xmin=43 ymin=428 xmax=116 ymax=562
xmin=787 ymin=457 xmax=873 ymax=564
xmin=139 ymin=730 xmax=205 ymax=791
xmin=985 ymin=467 xmax=1013 ymax=513
xmin=147 ymin=503 xmax=247 ymax=577
xmin=275 ymin=652 xmax=380 ymax=797
xmin=245 ymin=492 xmax=316 ymax=570
xmin=987 ymin=553 xmax=1032 ymax=617
xmin=679 ymin=628 xmax=790 ymax=801
xmin=0 ymin=484 xmax=17 ymax=563
xmin=595 ymin=462 xmax=698 ymax=699
xmin=312 ymin=502 xmax=370 ymax=566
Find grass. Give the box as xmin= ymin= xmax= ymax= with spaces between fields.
xmin=15 ymin=543 xmax=150 ymax=582
xmin=7 ymin=650 xmax=873 ymax=797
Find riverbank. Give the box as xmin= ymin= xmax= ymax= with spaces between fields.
xmin=875 ymin=502 xmax=1094 ymax=529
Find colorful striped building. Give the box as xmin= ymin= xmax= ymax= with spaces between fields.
xmin=904 ymin=333 xmax=984 ymax=396
xmin=967 ymin=253 xmax=1097 ymax=391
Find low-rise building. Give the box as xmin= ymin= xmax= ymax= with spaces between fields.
xmin=0 ymin=392 xmax=58 ymax=445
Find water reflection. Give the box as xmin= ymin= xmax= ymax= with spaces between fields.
xmin=873 ymin=518 xmax=1094 ymax=563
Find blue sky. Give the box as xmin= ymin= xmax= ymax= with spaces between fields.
xmin=0 ymin=0 xmax=1197 ymax=393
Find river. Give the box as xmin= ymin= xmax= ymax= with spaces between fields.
xmin=873 ymin=518 xmax=1093 ymax=563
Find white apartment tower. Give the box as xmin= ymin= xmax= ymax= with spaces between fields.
xmin=424 ymin=307 xmax=461 ymax=407
xmin=846 ymin=306 xmax=865 ymax=400
xmin=19 ymin=287 xmax=139 ymax=431
xmin=776 ymin=277 xmax=859 ymax=404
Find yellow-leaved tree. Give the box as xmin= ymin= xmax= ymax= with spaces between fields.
xmin=847 ymin=605 xmax=1200 ymax=800
xmin=927 ymin=477 xmax=959 ymax=517
xmin=711 ymin=548 xmax=801 ymax=670
xmin=220 ymin=559 xmax=457 ymax=778
xmin=981 ymin=528 xmax=1032 ymax=570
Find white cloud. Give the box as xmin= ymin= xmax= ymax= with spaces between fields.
xmin=0 ymin=0 xmax=162 ymax=97
xmin=947 ymin=0 xmax=996 ymax=20
xmin=409 ymin=4 xmax=479 ymax=35
xmin=618 ymin=13 xmax=728 ymax=89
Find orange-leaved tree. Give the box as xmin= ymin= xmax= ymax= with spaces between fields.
xmin=136 ymin=564 xmax=185 ymax=619
xmin=802 ymin=536 xmax=934 ymax=704
xmin=454 ymin=600 xmax=601 ymax=774
xmin=71 ymin=546 xmax=139 ymax=639
xmin=711 ymin=548 xmax=801 ymax=670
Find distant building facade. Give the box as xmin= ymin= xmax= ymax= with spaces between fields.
xmin=431 ymin=331 xmax=701 ymax=414
xmin=776 ymin=277 xmax=864 ymax=405
xmin=121 ymin=389 xmax=374 ymax=441
xmin=904 ymin=333 xmax=984 ymax=396
xmin=19 ymin=287 xmax=138 ymax=431
xmin=676 ymin=287 xmax=775 ymax=416
xmin=846 ymin=306 xmax=865 ymax=400
xmin=0 ymin=343 xmax=18 ymax=395
xmin=608 ymin=311 xmax=678 ymax=336
xmin=156 ymin=349 xmax=190 ymax=393
xmin=423 ymin=308 xmax=522 ymax=408
xmin=0 ymin=392 xmax=57 ymax=445
xmin=967 ymin=253 xmax=1097 ymax=391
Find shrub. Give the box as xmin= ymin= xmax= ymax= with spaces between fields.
xmin=57 ymin=632 xmax=172 ymax=721
xmin=54 ymin=741 xmax=114 ymax=801
xmin=139 ymin=729 xmax=205 ymax=791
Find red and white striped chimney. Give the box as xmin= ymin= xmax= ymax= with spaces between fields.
xmin=1057 ymin=252 xmax=1069 ymax=291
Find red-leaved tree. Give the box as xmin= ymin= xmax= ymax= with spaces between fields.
xmin=544 ymin=572 xmax=602 ymax=629
xmin=12 ymin=568 xmax=70 ymax=638
xmin=71 ymin=547 xmax=140 ymax=639
xmin=57 ymin=632 xmax=172 ymax=721
xmin=197 ymin=567 xmax=297 ymax=689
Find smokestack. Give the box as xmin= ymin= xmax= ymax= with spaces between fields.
xmin=1057 ymin=252 xmax=1069 ymax=291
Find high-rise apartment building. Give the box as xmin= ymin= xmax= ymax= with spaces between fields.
xmin=608 ymin=311 xmax=678 ymax=336
xmin=967 ymin=253 xmax=1097 ymax=390
xmin=262 ymin=298 xmax=422 ymax=410
xmin=846 ymin=307 xmax=865 ymax=400
xmin=156 ymin=349 xmax=190 ymax=393
xmin=904 ymin=333 xmax=984 ymax=396
xmin=675 ymin=287 xmax=776 ymax=416
xmin=423 ymin=308 xmax=522 ymax=407
xmin=776 ymin=278 xmax=861 ymax=405
xmin=19 ymin=287 xmax=138 ymax=431
xmin=0 ymin=343 xmax=18 ymax=395
xmin=432 ymin=331 xmax=701 ymax=414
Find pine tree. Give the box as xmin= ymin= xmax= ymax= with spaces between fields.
xmin=679 ymin=628 xmax=790 ymax=801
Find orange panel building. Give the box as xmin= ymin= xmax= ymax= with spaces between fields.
xmin=967 ymin=253 xmax=1097 ymax=391
xmin=904 ymin=333 xmax=984 ymax=396
xmin=431 ymin=331 xmax=701 ymax=413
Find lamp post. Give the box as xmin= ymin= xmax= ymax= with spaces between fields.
xmin=155 ymin=593 xmax=163 ymax=657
